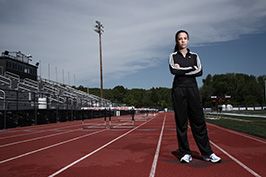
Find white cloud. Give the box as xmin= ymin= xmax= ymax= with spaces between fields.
xmin=0 ymin=0 xmax=265 ymax=87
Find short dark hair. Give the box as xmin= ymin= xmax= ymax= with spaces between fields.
xmin=174 ymin=30 xmax=189 ymax=52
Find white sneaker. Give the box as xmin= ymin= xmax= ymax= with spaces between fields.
xmin=180 ymin=154 xmax=192 ymax=163
xmin=203 ymin=153 xmax=221 ymax=163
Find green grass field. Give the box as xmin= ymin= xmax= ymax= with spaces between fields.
xmin=205 ymin=112 xmax=266 ymax=139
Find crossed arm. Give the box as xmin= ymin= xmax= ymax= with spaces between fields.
xmin=169 ymin=53 xmax=202 ymax=77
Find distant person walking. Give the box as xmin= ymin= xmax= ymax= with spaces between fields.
xmin=169 ymin=30 xmax=221 ymax=163
xmin=131 ymin=107 xmax=136 ymax=121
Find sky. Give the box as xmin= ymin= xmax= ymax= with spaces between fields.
xmin=0 ymin=0 xmax=266 ymax=89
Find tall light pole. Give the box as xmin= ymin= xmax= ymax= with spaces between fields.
xmin=94 ymin=20 xmax=104 ymax=100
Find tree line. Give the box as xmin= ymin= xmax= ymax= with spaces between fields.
xmin=75 ymin=85 xmax=172 ymax=109
xmin=200 ymin=73 xmax=266 ymax=108
xmin=75 ymin=73 xmax=266 ymax=109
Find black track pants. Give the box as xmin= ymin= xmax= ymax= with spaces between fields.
xmin=172 ymin=86 xmax=213 ymax=157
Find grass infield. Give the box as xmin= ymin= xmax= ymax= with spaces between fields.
xmin=205 ymin=112 xmax=266 ymax=139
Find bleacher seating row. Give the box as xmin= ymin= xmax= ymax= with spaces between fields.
xmin=0 ymin=71 xmax=111 ymax=110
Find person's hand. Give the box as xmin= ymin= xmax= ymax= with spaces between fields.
xmin=174 ymin=63 xmax=180 ymax=69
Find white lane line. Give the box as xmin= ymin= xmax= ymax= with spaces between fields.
xmin=149 ymin=115 xmax=166 ymax=177
xmin=210 ymin=140 xmax=262 ymax=177
xmin=0 ymin=130 xmax=50 ymax=140
xmin=0 ymin=129 xmax=106 ymax=164
xmin=48 ymin=116 xmax=157 ymax=177
xmin=208 ymin=123 xmax=266 ymax=144
xmin=0 ymin=124 xmax=82 ymax=140
xmin=0 ymin=122 xmax=82 ymax=134
xmin=0 ymin=128 xmax=81 ymax=148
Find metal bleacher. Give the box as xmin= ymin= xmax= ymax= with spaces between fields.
xmin=4 ymin=71 xmax=20 ymax=89
xmin=0 ymin=71 xmax=112 ymax=111
xmin=0 ymin=74 xmax=11 ymax=89
xmin=0 ymin=51 xmax=113 ymax=129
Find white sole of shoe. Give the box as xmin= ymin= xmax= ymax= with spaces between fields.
xmin=203 ymin=157 xmax=221 ymax=163
xmin=180 ymin=156 xmax=192 ymax=163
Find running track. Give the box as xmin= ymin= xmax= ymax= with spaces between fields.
xmin=0 ymin=112 xmax=265 ymax=177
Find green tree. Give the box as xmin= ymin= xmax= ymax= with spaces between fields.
xmin=112 ymin=85 xmax=127 ymax=103
xmin=200 ymin=73 xmax=265 ymax=107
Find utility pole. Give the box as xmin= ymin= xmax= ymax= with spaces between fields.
xmin=94 ymin=20 xmax=104 ymax=101
xmin=48 ymin=63 xmax=50 ymax=80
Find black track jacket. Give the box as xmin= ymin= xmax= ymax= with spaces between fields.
xmin=169 ymin=49 xmax=202 ymax=88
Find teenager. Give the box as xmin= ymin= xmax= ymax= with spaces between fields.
xmin=169 ymin=30 xmax=221 ymax=163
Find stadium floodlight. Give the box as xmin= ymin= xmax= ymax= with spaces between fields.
xmin=94 ymin=20 xmax=104 ymax=101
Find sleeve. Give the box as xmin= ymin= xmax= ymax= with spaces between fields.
xmin=185 ymin=53 xmax=203 ymax=77
xmin=169 ymin=53 xmax=195 ymax=76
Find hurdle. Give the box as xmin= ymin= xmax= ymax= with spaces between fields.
xmin=82 ymin=115 xmax=135 ymax=129
xmin=81 ymin=107 xmax=154 ymax=129
xmin=82 ymin=118 xmax=108 ymax=129
xmin=82 ymin=110 xmax=111 ymax=129
xmin=109 ymin=115 xmax=135 ymax=129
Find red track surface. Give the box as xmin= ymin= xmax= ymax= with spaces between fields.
xmin=0 ymin=112 xmax=265 ymax=177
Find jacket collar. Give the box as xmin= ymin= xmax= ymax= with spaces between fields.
xmin=177 ymin=48 xmax=191 ymax=57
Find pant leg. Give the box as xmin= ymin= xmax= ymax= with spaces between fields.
xmin=172 ymin=87 xmax=191 ymax=157
xmin=187 ymin=87 xmax=213 ymax=156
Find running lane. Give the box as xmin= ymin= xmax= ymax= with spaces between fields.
xmin=155 ymin=112 xmax=265 ymax=177
xmin=0 ymin=115 xmax=151 ymax=177
xmin=48 ymin=113 xmax=165 ymax=177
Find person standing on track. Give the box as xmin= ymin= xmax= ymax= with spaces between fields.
xmin=169 ymin=30 xmax=221 ymax=163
